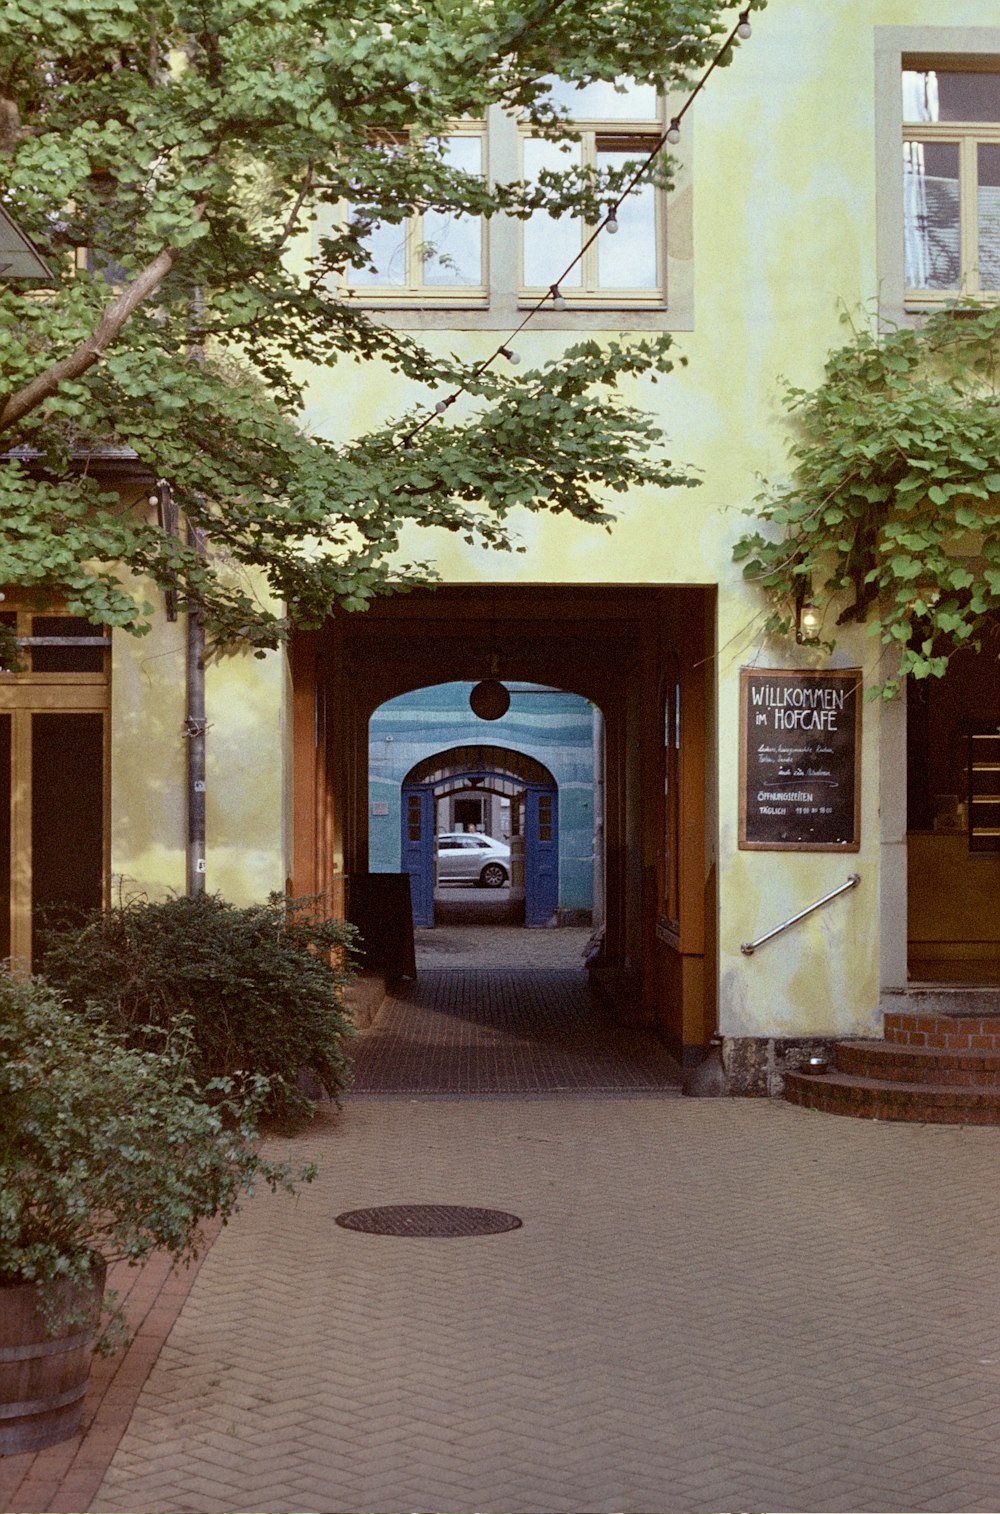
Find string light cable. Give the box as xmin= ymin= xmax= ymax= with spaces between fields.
xmin=398 ymin=7 xmax=755 ymax=449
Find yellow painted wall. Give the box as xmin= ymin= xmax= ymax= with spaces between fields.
xmin=110 ymin=587 xmax=185 ymax=903
xmin=112 ymin=0 xmax=997 ymax=1037
xmin=111 ymin=566 xmax=286 ymax=907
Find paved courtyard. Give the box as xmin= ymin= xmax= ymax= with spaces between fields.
xmin=5 ymin=945 xmax=1000 ymax=1513
xmin=91 ymin=1091 xmax=1000 ymax=1512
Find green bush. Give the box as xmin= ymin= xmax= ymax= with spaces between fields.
xmin=40 ymin=893 xmax=358 ymax=1122
xmin=0 ymin=969 xmax=313 ymax=1347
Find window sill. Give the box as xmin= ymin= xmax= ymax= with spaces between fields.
xmin=904 ymin=292 xmax=1000 ymax=311
xmin=343 ymin=300 xmax=692 ymax=332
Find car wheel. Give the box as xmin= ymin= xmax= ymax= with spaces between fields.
xmin=480 ymin=862 xmax=508 ymax=888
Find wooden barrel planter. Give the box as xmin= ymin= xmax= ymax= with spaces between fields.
xmin=0 ymin=1258 xmax=106 ymax=1454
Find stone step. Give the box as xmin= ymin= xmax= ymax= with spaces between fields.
xmin=784 ymin=1069 xmax=1000 ymax=1124
xmin=836 ymin=1039 xmax=1000 ymax=1086
xmin=881 ymin=987 xmax=1000 ymax=1017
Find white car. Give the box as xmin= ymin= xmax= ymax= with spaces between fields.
xmin=436 ymin=833 xmax=511 ymax=887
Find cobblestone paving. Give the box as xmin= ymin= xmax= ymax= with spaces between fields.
xmin=93 ymin=1098 xmax=1000 ymax=1514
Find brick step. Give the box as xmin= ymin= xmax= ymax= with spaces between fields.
xmin=836 ymin=1039 xmax=1000 ymax=1086
xmin=784 ymin=1069 xmax=1000 ymax=1124
xmin=883 ymin=1010 xmax=1000 ymax=1051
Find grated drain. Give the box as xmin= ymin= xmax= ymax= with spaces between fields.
xmin=334 ymin=1203 xmax=522 ymax=1237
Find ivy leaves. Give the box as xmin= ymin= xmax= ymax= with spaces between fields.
xmin=733 ymin=306 xmax=1000 ymax=697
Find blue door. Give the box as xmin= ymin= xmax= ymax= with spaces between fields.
xmin=525 ymin=785 xmax=559 ymax=927
xmin=400 ymin=784 xmax=435 ymax=927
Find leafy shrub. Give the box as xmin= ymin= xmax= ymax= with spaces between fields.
xmin=41 ymin=893 xmax=357 ymax=1121
xmin=0 ymin=969 xmax=313 ymax=1347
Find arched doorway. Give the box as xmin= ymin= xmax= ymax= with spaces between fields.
xmin=290 ymin=583 xmax=715 ymax=1066
xmin=401 ymin=745 xmax=559 ymax=928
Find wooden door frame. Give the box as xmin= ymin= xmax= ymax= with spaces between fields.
xmin=290 ymin=585 xmax=714 ymax=1049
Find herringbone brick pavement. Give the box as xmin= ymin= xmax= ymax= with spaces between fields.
xmin=93 ymin=1095 xmax=1000 ymax=1514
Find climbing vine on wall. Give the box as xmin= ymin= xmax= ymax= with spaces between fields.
xmin=733 ymin=306 xmax=1000 ymax=698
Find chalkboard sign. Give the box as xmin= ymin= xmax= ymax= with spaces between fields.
xmin=739 ymin=668 xmax=862 ymax=851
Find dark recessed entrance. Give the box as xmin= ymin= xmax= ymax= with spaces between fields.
xmin=907 ymin=628 xmax=1000 ymax=982
xmin=291 ymin=583 xmax=716 ymax=1067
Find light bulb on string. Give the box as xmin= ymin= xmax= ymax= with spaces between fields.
xmin=736 ymin=10 xmax=752 ymax=38
xmin=499 ymin=346 xmax=521 ymax=364
xmin=666 ymin=118 xmax=681 ymax=144
xmin=606 ymin=207 xmax=619 ymax=234
xmin=434 ymin=395 xmax=456 ymax=414
xmin=549 ymin=283 xmax=567 ymax=310
xmin=402 ymin=433 xmax=415 ymax=450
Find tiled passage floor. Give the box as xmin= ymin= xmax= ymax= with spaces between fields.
xmin=348 ymin=968 xmax=685 ymax=1096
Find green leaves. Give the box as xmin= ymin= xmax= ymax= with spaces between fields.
xmin=0 ymin=963 xmax=315 ymax=1344
xmin=733 ymin=306 xmax=1000 ymax=690
xmin=41 ymin=892 xmax=358 ymax=1122
xmin=0 ymin=0 xmax=748 ymax=642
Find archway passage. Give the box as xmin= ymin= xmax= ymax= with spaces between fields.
xmin=401 ymin=745 xmax=559 ymax=929
xmin=291 ymin=584 xmax=715 ymax=1068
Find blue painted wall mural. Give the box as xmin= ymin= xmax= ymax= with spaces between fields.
xmin=368 ymin=682 xmax=595 ymax=917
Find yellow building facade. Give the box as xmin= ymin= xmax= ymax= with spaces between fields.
xmin=5 ymin=0 xmax=1000 ymax=1087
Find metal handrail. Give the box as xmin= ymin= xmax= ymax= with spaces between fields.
xmin=740 ymin=873 xmax=860 ymax=956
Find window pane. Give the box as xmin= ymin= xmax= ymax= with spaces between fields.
xmin=522 ymin=136 xmax=582 ymax=287
xmin=421 ymin=136 xmax=483 ymax=286
xmin=32 ymin=712 xmax=103 ymax=945
xmin=903 ymin=70 xmax=1000 ymax=124
xmin=347 ymin=216 xmax=407 ymax=286
xmin=31 ymin=615 xmax=106 ymax=672
xmin=904 ymin=139 xmax=960 ymax=289
xmin=596 ymin=148 xmax=657 ymax=288
xmin=978 ymin=143 xmax=1000 ymax=290
xmin=539 ymin=76 xmax=658 ymax=120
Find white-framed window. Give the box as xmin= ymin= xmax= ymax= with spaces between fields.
xmin=520 ymin=79 xmax=665 ymax=307
xmin=344 ymin=126 xmax=488 ymax=304
xmin=321 ymin=79 xmax=691 ymax=330
xmin=876 ymin=28 xmax=1000 ymax=321
xmin=903 ymin=65 xmax=1000 ymax=302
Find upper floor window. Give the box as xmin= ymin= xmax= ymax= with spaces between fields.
xmin=521 ymin=80 xmax=664 ymax=306
xmin=345 ymin=128 xmax=487 ymax=301
xmin=324 ymin=77 xmax=688 ymax=326
xmin=903 ymin=66 xmax=1000 ymax=302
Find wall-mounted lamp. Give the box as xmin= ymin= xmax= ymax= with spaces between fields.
xmin=795 ymin=587 xmax=822 ymax=644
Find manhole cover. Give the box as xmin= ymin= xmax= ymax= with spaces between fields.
xmin=335 ymin=1204 xmax=522 ymax=1237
